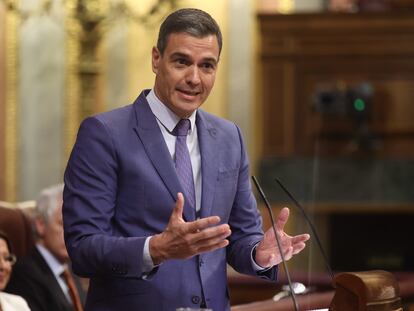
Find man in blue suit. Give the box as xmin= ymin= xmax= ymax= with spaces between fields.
xmin=63 ymin=8 xmax=310 ymax=311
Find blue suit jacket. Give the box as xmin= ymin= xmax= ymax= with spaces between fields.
xmin=63 ymin=90 xmax=277 ymax=311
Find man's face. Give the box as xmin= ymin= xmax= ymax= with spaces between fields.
xmin=36 ymin=202 xmax=69 ymax=263
xmin=152 ymin=32 xmax=220 ymax=118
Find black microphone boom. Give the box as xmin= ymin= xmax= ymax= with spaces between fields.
xmin=251 ymin=176 xmax=299 ymax=311
xmin=275 ymin=177 xmax=334 ymax=280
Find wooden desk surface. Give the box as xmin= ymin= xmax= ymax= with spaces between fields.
xmin=229 ymin=270 xmax=414 ymax=310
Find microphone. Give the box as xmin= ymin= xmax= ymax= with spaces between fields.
xmin=274 ymin=177 xmax=334 ymax=280
xmin=251 ymin=176 xmax=299 ymax=311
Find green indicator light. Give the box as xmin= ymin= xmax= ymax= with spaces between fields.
xmin=354 ymin=98 xmax=365 ymax=112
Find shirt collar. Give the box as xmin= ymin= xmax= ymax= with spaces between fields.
xmin=36 ymin=244 xmax=67 ymax=277
xmin=146 ymin=89 xmax=197 ymax=133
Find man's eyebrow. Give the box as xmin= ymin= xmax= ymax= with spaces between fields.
xmin=202 ymin=57 xmax=218 ymax=65
xmin=170 ymin=52 xmax=218 ymax=65
xmin=170 ymin=52 xmax=190 ymax=59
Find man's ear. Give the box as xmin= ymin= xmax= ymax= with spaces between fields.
xmin=34 ymin=217 xmax=46 ymax=238
xmin=152 ymin=46 xmax=161 ymax=74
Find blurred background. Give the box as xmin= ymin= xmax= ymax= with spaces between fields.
xmin=1 ymin=0 xmax=414 ymax=307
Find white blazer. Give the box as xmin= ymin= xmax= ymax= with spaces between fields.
xmin=0 ymin=292 xmax=31 ymax=311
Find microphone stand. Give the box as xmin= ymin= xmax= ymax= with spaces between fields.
xmin=275 ymin=177 xmax=334 ymax=280
xmin=252 ymin=176 xmax=299 ymax=311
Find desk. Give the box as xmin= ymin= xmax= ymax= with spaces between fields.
xmin=229 ymin=271 xmax=414 ymax=310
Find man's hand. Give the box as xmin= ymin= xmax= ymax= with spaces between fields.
xmin=149 ymin=193 xmax=232 ymax=265
xmin=255 ymin=207 xmax=310 ymax=268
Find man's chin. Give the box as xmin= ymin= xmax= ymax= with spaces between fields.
xmin=172 ymin=101 xmax=202 ymax=116
xmin=182 ymin=104 xmax=202 ymax=115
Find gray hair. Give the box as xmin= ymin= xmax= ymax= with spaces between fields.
xmin=157 ymin=8 xmax=222 ymax=56
xmin=35 ymin=184 xmax=64 ymax=223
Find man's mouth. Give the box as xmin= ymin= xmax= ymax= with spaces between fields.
xmin=177 ymin=88 xmax=201 ymax=96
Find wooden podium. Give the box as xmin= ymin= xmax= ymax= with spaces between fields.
xmin=231 ymin=270 xmax=405 ymax=311
xmin=331 ymin=270 xmax=402 ymax=311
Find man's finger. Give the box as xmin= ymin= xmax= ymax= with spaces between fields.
xmin=291 ymin=233 xmax=310 ymax=244
xmin=194 ymin=232 xmax=230 ymax=251
xmin=276 ymin=207 xmax=290 ymax=231
xmin=186 ymin=215 xmax=221 ymax=232
xmin=196 ymin=239 xmax=229 ymax=254
xmin=171 ymin=192 xmax=185 ymax=219
xmin=191 ymin=224 xmax=231 ymax=244
xmin=283 ymin=246 xmax=294 ymax=261
xmin=292 ymin=242 xmax=306 ymax=255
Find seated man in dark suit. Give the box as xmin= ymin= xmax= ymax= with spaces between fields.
xmin=6 ymin=184 xmax=85 ymax=311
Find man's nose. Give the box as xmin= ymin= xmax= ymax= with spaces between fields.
xmin=186 ymin=66 xmax=201 ymax=85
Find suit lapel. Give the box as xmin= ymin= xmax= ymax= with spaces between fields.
xmin=197 ymin=111 xmax=219 ymax=219
xmin=32 ymin=247 xmax=72 ymax=310
xmin=132 ymin=91 xmax=195 ymax=221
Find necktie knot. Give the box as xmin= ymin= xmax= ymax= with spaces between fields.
xmin=61 ymin=268 xmax=70 ymax=279
xmin=174 ymin=119 xmax=191 ymax=137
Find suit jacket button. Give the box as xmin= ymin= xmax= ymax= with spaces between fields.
xmin=191 ymin=296 xmax=200 ymax=304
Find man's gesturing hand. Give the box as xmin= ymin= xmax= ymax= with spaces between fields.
xmin=149 ymin=193 xmax=232 ymax=265
xmin=255 ymin=207 xmax=310 ymax=268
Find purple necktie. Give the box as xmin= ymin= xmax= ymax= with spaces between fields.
xmin=174 ymin=119 xmax=196 ymax=209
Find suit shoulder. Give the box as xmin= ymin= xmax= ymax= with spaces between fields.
xmin=198 ymin=109 xmax=238 ymax=133
xmin=87 ymin=104 xmax=134 ymax=128
xmin=75 ymin=104 xmax=137 ymax=144
xmin=11 ymin=250 xmax=51 ymax=280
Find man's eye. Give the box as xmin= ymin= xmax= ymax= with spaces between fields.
xmin=202 ymin=63 xmax=215 ymax=70
xmin=176 ymin=59 xmax=187 ymax=65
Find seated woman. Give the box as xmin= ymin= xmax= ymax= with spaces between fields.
xmin=0 ymin=230 xmax=31 ymax=311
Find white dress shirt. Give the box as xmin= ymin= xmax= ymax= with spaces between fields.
xmin=36 ymin=244 xmax=72 ymax=303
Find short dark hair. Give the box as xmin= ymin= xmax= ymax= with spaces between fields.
xmin=157 ymin=8 xmax=222 ymax=56
xmin=0 ymin=230 xmax=13 ymax=254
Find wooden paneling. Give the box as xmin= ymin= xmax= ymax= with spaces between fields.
xmin=258 ymin=12 xmax=414 ymax=157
